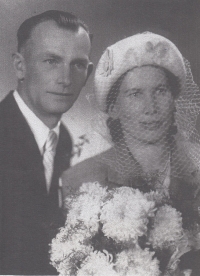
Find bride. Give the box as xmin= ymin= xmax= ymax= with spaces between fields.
xmin=62 ymin=32 xmax=200 ymax=275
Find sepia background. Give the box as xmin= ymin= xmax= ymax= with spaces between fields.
xmin=0 ymin=0 xmax=199 ymax=164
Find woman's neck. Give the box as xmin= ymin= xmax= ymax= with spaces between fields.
xmin=125 ymin=138 xmax=170 ymax=174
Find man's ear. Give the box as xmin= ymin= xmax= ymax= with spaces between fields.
xmin=108 ymin=101 xmax=121 ymax=119
xmin=12 ymin=52 xmax=26 ymax=81
xmin=84 ymin=62 xmax=93 ymax=85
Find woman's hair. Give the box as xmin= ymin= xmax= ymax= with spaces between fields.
xmin=106 ymin=65 xmax=181 ymax=143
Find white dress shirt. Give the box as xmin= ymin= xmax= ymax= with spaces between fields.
xmin=13 ymin=90 xmax=60 ymax=155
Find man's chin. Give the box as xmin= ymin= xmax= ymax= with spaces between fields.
xmin=48 ymin=104 xmax=74 ymax=115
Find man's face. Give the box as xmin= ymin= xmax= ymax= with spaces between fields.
xmin=113 ymin=66 xmax=175 ymax=144
xmin=17 ymin=20 xmax=92 ymax=123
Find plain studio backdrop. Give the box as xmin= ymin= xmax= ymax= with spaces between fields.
xmin=0 ymin=0 xmax=199 ymax=165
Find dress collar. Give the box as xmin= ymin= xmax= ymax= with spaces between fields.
xmin=100 ymin=138 xmax=196 ymax=190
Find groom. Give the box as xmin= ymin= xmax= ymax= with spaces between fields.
xmin=0 ymin=10 xmax=93 ymax=274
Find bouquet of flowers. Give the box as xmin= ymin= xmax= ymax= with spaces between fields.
xmin=50 ymin=182 xmax=200 ymax=276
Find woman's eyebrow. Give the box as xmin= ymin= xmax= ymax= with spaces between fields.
xmin=154 ymin=84 xmax=170 ymax=91
xmin=124 ymin=88 xmax=141 ymax=94
xmin=155 ymin=83 xmax=168 ymax=88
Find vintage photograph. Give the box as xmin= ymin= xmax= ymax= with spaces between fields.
xmin=0 ymin=0 xmax=200 ymax=275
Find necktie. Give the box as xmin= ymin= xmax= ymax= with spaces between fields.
xmin=43 ymin=130 xmax=58 ymax=193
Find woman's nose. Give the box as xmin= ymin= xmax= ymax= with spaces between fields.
xmin=144 ymin=94 xmax=158 ymax=115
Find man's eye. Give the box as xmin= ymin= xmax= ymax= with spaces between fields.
xmin=127 ymin=91 xmax=140 ymax=97
xmin=74 ymin=62 xmax=87 ymax=70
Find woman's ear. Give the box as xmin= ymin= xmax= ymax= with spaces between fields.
xmin=12 ymin=52 xmax=26 ymax=81
xmin=108 ymin=101 xmax=121 ymax=119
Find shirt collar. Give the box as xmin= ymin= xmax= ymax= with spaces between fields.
xmin=13 ymin=90 xmax=60 ymax=154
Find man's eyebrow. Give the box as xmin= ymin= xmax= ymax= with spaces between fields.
xmin=41 ymin=53 xmax=89 ymax=64
xmin=43 ymin=53 xmax=62 ymax=60
xmin=71 ymin=57 xmax=89 ymax=64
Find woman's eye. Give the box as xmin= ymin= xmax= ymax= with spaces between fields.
xmin=45 ymin=59 xmax=58 ymax=65
xmin=156 ymin=87 xmax=167 ymax=94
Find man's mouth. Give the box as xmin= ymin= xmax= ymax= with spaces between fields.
xmin=47 ymin=91 xmax=73 ymax=96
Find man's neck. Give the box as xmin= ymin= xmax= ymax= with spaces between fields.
xmin=39 ymin=114 xmax=61 ymax=129
xmin=17 ymin=87 xmax=61 ymax=129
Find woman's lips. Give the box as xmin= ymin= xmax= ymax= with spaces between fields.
xmin=140 ymin=121 xmax=162 ymax=130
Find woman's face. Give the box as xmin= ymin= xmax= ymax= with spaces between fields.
xmin=111 ymin=66 xmax=175 ymax=144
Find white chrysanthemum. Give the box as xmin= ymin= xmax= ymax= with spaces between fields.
xmin=50 ymin=225 xmax=93 ymax=275
xmin=54 ymin=247 xmax=93 ymax=276
xmin=115 ymin=247 xmax=160 ymax=276
xmin=100 ymin=187 xmax=155 ymax=242
xmin=145 ymin=190 xmax=165 ymax=206
xmin=77 ymin=251 xmax=118 ymax=276
xmin=66 ymin=182 xmax=108 ymax=233
xmin=149 ymin=205 xmax=183 ymax=250
xmin=79 ymin=182 xmax=107 ymax=196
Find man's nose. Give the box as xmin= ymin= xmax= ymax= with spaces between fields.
xmin=144 ymin=94 xmax=158 ymax=115
xmin=58 ymin=64 xmax=71 ymax=87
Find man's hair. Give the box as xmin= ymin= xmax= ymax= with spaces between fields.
xmin=17 ymin=10 xmax=92 ymax=52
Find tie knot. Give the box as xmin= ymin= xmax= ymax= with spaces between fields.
xmin=45 ymin=130 xmax=58 ymax=153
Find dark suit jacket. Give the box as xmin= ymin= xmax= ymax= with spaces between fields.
xmin=0 ymin=91 xmax=72 ymax=275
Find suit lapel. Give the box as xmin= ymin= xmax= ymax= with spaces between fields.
xmin=55 ymin=124 xmax=72 ymax=173
xmin=50 ymin=124 xmax=72 ymax=194
xmin=3 ymin=92 xmax=41 ymax=155
xmin=2 ymin=92 xmax=46 ymax=191
xmin=48 ymin=124 xmax=72 ymax=228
